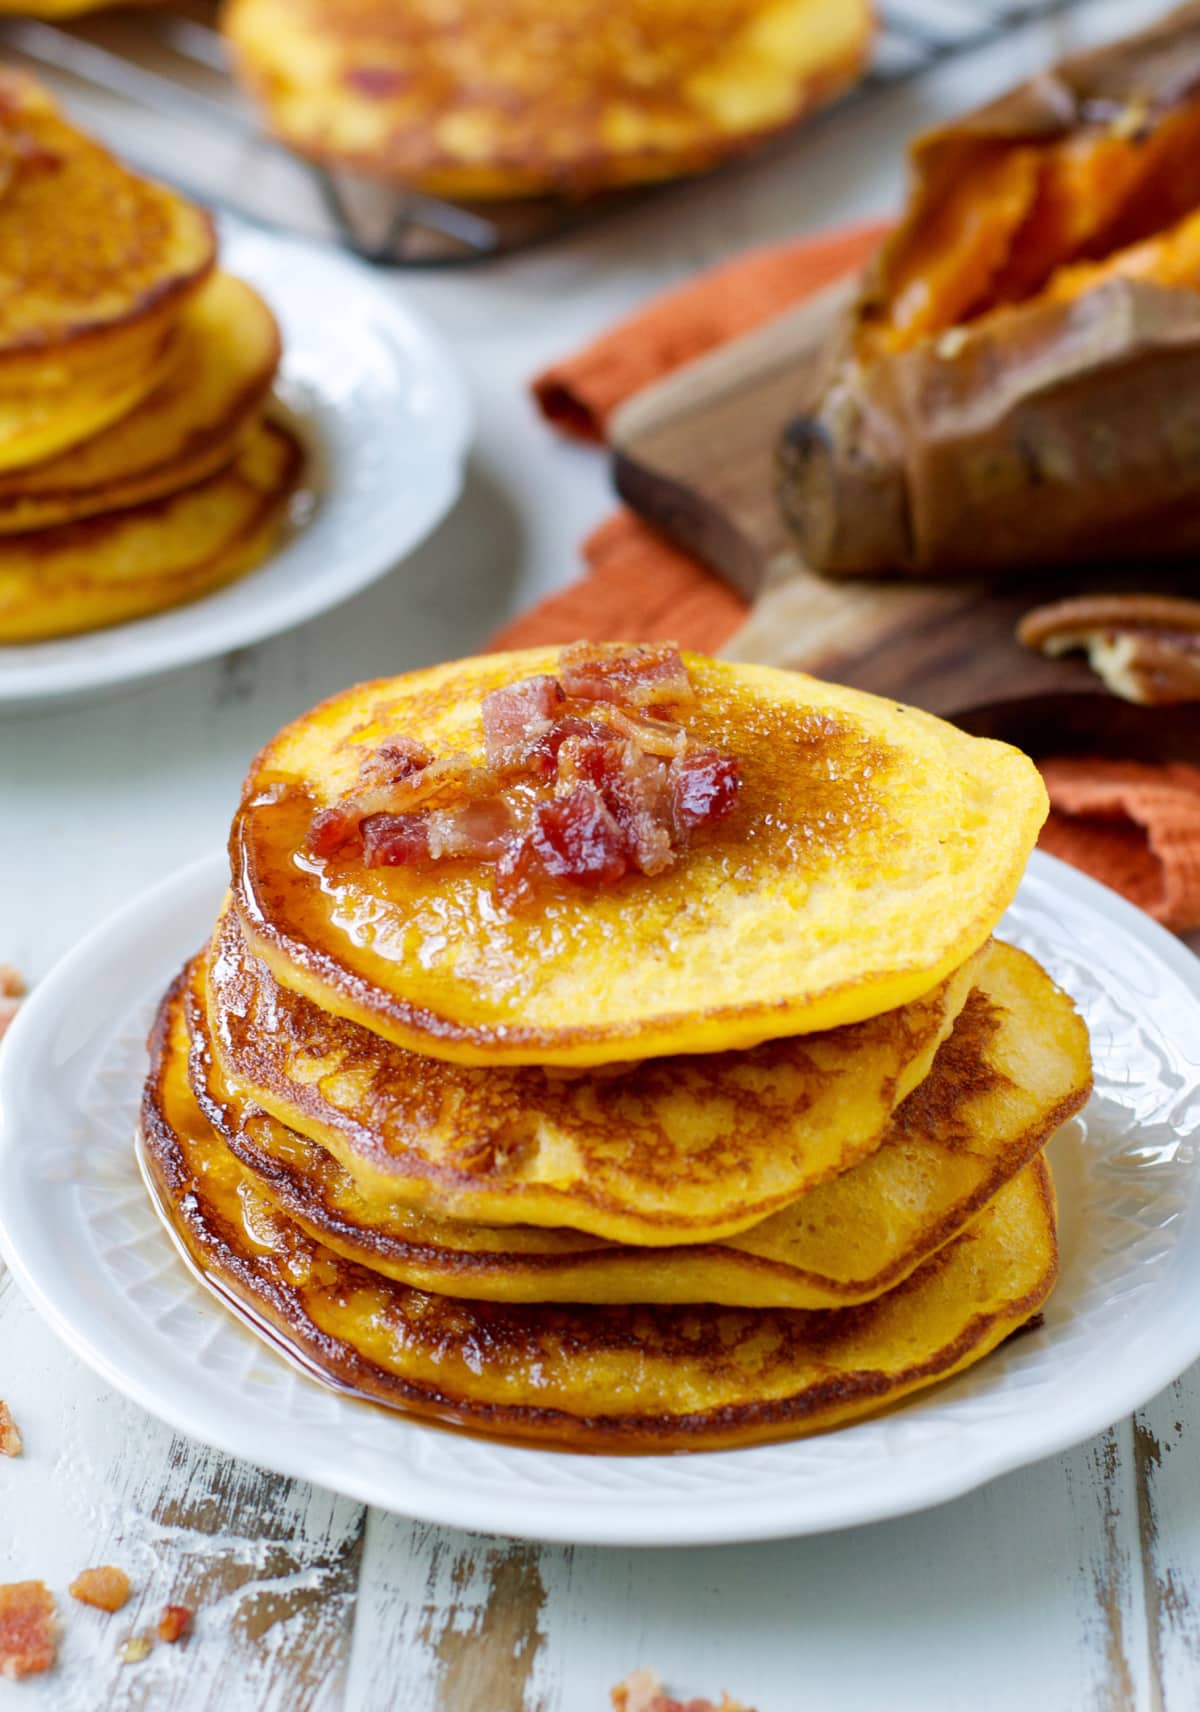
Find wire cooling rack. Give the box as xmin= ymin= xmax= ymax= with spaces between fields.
xmin=0 ymin=0 xmax=1086 ymax=265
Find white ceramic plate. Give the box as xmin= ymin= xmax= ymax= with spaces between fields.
xmin=1 ymin=850 xmax=1198 ymax=1546
xmin=0 ymin=218 xmax=470 ymax=711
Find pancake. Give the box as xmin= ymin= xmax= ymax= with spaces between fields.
xmin=143 ymin=976 xmax=1060 ymax=1452
xmin=202 ymin=903 xmax=982 ymax=1244
xmin=0 ymin=325 xmax=182 ymax=476
xmin=0 ymin=72 xmax=214 ymax=380
xmin=223 ymin=0 xmax=872 ymax=200
xmin=232 ymin=649 xmax=1049 ymax=1066
xmin=0 ymin=420 xmax=301 ymax=643
xmin=188 ymin=940 xmax=1090 ymax=1306
xmin=0 ymin=274 xmax=281 ymax=533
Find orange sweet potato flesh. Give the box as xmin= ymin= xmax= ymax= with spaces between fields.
xmin=781 ymin=2 xmax=1200 ymax=577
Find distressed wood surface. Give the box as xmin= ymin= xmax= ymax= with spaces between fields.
xmin=3 ymin=3 xmax=1198 ymax=1708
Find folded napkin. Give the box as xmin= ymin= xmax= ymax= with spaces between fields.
xmin=506 ymin=223 xmax=1200 ymax=936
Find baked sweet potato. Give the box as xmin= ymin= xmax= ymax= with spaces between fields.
xmin=779 ymin=3 xmax=1200 ymax=577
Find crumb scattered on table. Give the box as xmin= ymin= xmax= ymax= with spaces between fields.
xmin=70 ymin=1566 xmax=131 ymax=1613
xmin=612 ymin=1667 xmax=755 ymax=1712
xmin=0 ymin=1401 xmax=22 ymax=1457
xmin=0 ymin=1580 xmax=57 ymax=1680
xmin=157 ymin=1604 xmax=192 ymax=1643
xmin=119 ymin=1634 xmax=153 ymax=1665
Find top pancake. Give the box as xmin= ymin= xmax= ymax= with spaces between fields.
xmin=233 ymin=649 xmax=1049 ymax=1066
xmin=0 ymin=72 xmax=214 ymax=373
xmin=224 ymin=0 xmax=872 ymax=199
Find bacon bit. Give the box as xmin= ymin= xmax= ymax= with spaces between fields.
xmin=611 ymin=1668 xmax=754 ymax=1712
xmin=560 ymin=642 xmax=694 ymax=708
xmin=362 ymin=812 xmax=431 ymax=867
xmin=119 ymin=1634 xmax=153 ymax=1665
xmin=0 ymin=1401 xmax=21 ymax=1457
xmin=482 ymin=674 xmax=565 ymax=768
xmin=308 ymin=802 xmax=365 ymax=858
xmin=0 ymin=1581 xmax=56 ymax=1680
xmin=426 ymin=797 xmax=517 ymax=861
xmin=529 ymin=784 xmax=629 ymax=885
xmin=157 ymin=1604 xmax=192 ymax=1643
xmin=69 ymin=1566 xmax=131 ymax=1614
xmin=357 ymin=734 xmax=431 ymax=786
xmin=671 ymin=747 xmax=742 ymax=836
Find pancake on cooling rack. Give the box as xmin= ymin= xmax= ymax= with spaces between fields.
xmin=0 ymin=73 xmax=302 ymax=643
xmin=141 ymin=643 xmax=1092 ymax=1451
xmin=223 ymin=0 xmax=874 ymax=199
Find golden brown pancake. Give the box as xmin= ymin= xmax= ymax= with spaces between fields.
xmin=188 ymin=939 xmax=1090 ymax=1306
xmin=142 ymin=974 xmax=1059 ymax=1452
xmin=223 ymin=0 xmax=872 ymax=200
xmin=231 ymin=650 xmax=1048 ymax=1067
xmin=0 ymin=72 xmax=214 ymax=381
xmin=0 ymin=420 xmax=301 ymax=643
xmin=0 ymin=274 xmax=281 ymax=533
xmin=203 ymin=902 xmax=982 ymax=1245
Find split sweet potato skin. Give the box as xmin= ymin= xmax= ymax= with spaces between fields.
xmin=779 ymin=2 xmax=1200 ymax=578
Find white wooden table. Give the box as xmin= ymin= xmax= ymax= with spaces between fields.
xmin=4 ymin=4 xmax=1200 ymax=1706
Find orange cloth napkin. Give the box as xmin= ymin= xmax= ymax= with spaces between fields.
xmin=505 ymin=222 xmax=1200 ymax=935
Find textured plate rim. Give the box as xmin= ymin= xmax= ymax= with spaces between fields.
xmin=1 ymin=850 xmax=1199 ymax=1547
xmin=0 ymin=217 xmax=472 ymax=707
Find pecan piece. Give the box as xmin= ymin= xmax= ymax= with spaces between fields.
xmin=1018 ymin=594 xmax=1200 ymax=706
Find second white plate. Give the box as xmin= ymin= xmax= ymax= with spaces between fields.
xmin=1 ymin=851 xmax=1199 ymax=1545
xmin=0 ymin=216 xmax=471 ymax=711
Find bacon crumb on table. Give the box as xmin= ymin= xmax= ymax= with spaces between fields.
xmin=0 ymin=1581 xmax=57 ymax=1680
xmin=0 ymin=964 xmax=26 ymax=1044
xmin=157 ymin=1604 xmax=192 ymax=1643
xmin=611 ymin=1667 xmax=755 ymax=1712
xmin=0 ymin=1401 xmax=22 ymax=1456
xmin=69 ymin=1566 xmax=131 ymax=1613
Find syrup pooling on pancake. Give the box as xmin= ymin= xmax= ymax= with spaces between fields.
xmin=232 ymin=649 xmax=1049 ymax=1065
xmin=187 ymin=941 xmax=1091 ymax=1307
xmin=202 ymin=903 xmax=982 ymax=1245
xmin=145 ymin=976 xmax=1060 ymax=1452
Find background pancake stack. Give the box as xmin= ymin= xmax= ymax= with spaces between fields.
xmin=0 ymin=70 xmax=301 ymax=643
xmin=140 ymin=646 xmax=1093 ymax=1452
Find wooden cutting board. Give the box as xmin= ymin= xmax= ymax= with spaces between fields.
xmin=609 ymin=278 xmax=1200 ymax=758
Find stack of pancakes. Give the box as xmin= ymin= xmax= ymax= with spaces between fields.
xmin=141 ymin=648 xmax=1092 ymax=1452
xmin=0 ymin=73 xmax=300 ymax=643
xmin=224 ymin=0 xmax=874 ymax=200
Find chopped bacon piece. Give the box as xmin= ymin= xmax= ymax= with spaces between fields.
xmin=598 ymin=741 xmax=676 ymax=877
xmin=356 ymin=735 xmax=430 ymax=786
xmin=0 ymin=1581 xmax=56 ymax=1680
xmin=426 ymin=797 xmax=518 ymax=861
xmin=0 ymin=1401 xmax=21 ymax=1457
xmin=670 ymin=747 xmax=742 ymax=835
xmin=611 ymin=1669 xmax=754 ymax=1712
xmin=604 ymin=705 xmax=688 ymax=758
xmin=482 ymin=675 xmax=565 ymax=768
xmin=560 ymin=642 xmax=694 ymax=708
xmin=69 ymin=1566 xmax=131 ymax=1614
xmin=157 ymin=1604 xmax=192 ymax=1644
xmin=308 ymin=802 xmax=364 ymax=858
xmin=362 ymin=812 xmax=431 ymax=868
xmin=528 ymin=784 xmax=628 ymax=885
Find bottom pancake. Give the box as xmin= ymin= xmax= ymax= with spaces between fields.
xmin=0 ymin=419 xmax=301 ymax=642
xmin=185 ymin=939 xmax=1089 ymax=1308
xmin=143 ymin=976 xmax=1059 ymax=1453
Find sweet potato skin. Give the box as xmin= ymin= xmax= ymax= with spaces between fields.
xmin=780 ymin=2 xmax=1200 ymax=577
